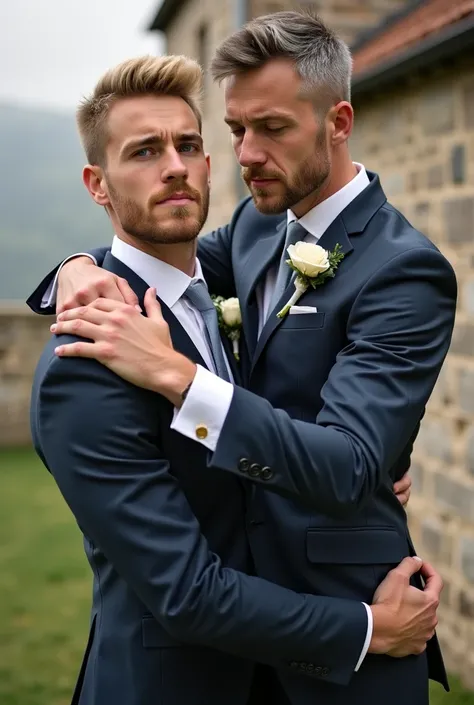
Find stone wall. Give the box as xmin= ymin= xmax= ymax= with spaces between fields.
xmin=0 ymin=304 xmax=51 ymax=446
xmin=351 ymin=54 xmax=474 ymax=687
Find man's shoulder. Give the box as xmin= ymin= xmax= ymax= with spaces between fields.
xmin=370 ymin=199 xmax=449 ymax=265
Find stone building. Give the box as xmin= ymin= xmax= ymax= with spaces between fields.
xmin=1 ymin=0 xmax=474 ymax=689
xmin=149 ymin=0 xmax=474 ymax=687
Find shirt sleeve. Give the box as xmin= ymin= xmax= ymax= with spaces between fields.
xmin=40 ymin=252 xmax=98 ymax=308
xmin=354 ymin=603 xmax=373 ymax=671
xmin=170 ymin=365 xmax=234 ymax=451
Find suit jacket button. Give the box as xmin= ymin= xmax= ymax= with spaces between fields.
xmin=321 ymin=667 xmax=330 ymax=677
xmin=306 ymin=663 xmax=315 ymax=673
xmin=289 ymin=661 xmax=299 ymax=669
xmin=238 ymin=458 xmax=250 ymax=473
xmin=314 ymin=666 xmax=323 ymax=676
xmin=261 ymin=466 xmax=273 ymax=480
xmin=249 ymin=463 xmax=262 ymax=478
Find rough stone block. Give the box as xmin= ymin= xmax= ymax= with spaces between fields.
xmin=451 ymin=144 xmax=466 ymax=184
xmin=427 ymin=164 xmax=443 ymax=189
xmin=443 ymin=198 xmax=474 ymax=244
xmin=462 ymin=78 xmax=474 ymax=129
xmin=459 ymin=590 xmax=474 ymax=619
xmin=450 ymin=326 xmax=474 ymax=360
xmin=459 ymin=368 xmax=474 ymax=414
xmin=421 ymin=517 xmax=442 ymax=559
xmin=416 ymin=419 xmax=453 ymax=463
xmin=435 ymin=475 xmax=474 ymax=522
xmin=419 ymin=84 xmax=455 ymax=135
xmin=463 ymin=280 xmax=474 ymax=316
xmin=461 ymin=536 xmax=474 ymax=584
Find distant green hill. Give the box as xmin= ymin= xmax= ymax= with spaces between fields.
xmin=0 ymin=102 xmax=107 ymax=300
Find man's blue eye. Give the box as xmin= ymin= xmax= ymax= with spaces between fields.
xmin=134 ymin=148 xmax=152 ymax=157
xmin=179 ymin=143 xmax=198 ymax=153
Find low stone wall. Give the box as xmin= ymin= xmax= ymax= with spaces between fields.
xmin=0 ymin=303 xmax=52 ymax=446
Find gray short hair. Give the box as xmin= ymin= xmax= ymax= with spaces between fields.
xmin=210 ymin=10 xmax=352 ymax=105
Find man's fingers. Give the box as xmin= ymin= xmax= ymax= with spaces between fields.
xmin=392 ymin=555 xmax=423 ymax=580
xmin=393 ymin=472 xmax=411 ymax=496
xmin=54 ymin=340 xmax=104 ymax=359
xmin=420 ymin=561 xmax=443 ymax=599
xmin=116 ymin=277 xmax=139 ymax=307
xmin=144 ymin=288 xmax=163 ymax=321
xmin=55 ymin=305 xmax=108 ymax=325
xmin=51 ymin=319 xmax=102 ymax=341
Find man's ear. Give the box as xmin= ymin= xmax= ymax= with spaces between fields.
xmin=327 ymin=101 xmax=354 ymax=146
xmin=83 ymin=165 xmax=110 ymax=206
xmin=205 ymin=153 xmax=211 ymax=185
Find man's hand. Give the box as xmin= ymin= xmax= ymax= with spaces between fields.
xmin=57 ymin=256 xmax=137 ymax=313
xmin=51 ymin=288 xmax=196 ymax=406
xmin=369 ymin=556 xmax=441 ymax=657
xmin=394 ymin=473 xmax=411 ymax=508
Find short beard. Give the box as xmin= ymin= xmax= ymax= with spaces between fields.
xmin=107 ymin=184 xmax=210 ymax=245
xmin=243 ymin=131 xmax=330 ymax=215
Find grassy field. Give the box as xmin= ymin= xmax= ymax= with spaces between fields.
xmin=0 ymin=447 xmax=472 ymax=704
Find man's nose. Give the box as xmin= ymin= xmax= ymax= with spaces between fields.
xmin=237 ymin=133 xmax=267 ymax=167
xmin=162 ymin=148 xmax=188 ymax=181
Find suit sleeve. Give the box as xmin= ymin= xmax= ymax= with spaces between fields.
xmin=35 ymin=348 xmax=367 ymax=685
xmin=208 ymin=247 xmax=457 ymax=516
xmin=26 ymin=246 xmax=110 ymax=314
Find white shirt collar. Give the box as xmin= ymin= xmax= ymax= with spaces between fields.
xmin=287 ymin=162 xmax=370 ymax=241
xmin=110 ymin=236 xmax=205 ymax=310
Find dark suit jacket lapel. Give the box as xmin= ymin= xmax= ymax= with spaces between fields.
xmin=250 ymin=171 xmax=387 ymax=372
xmin=103 ymin=252 xmax=209 ymax=370
xmin=239 ymin=218 xmax=287 ymax=359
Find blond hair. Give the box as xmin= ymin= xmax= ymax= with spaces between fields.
xmin=77 ymin=55 xmax=203 ymax=166
xmin=211 ymin=10 xmax=352 ymax=105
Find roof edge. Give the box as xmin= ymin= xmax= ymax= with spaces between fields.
xmin=148 ymin=0 xmax=189 ymax=31
xmin=352 ymin=12 xmax=474 ymax=96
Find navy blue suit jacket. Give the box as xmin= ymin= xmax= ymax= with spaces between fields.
xmin=28 ymin=172 xmax=455 ymax=704
xmin=30 ymin=253 xmax=370 ymax=705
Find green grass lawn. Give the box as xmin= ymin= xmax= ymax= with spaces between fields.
xmin=0 ymin=447 xmax=472 ymax=704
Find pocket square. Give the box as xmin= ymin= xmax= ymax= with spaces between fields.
xmin=288 ymin=305 xmax=318 ymax=315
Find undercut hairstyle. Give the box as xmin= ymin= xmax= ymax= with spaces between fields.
xmin=210 ymin=9 xmax=352 ymax=107
xmin=77 ymin=55 xmax=203 ymax=166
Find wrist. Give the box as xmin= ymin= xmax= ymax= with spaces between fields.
xmin=153 ymin=353 xmax=197 ymax=406
xmin=368 ymin=605 xmax=395 ymax=655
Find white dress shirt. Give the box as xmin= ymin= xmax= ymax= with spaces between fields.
xmin=42 ymin=164 xmax=373 ymax=668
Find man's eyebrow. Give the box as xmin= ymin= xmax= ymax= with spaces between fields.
xmin=224 ymin=113 xmax=292 ymax=125
xmin=122 ymin=134 xmax=163 ymax=154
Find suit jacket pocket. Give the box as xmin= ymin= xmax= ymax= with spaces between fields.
xmin=142 ymin=615 xmax=183 ymax=649
xmin=280 ymin=312 xmax=325 ymax=330
xmin=305 ymin=527 xmax=409 ymax=602
xmin=306 ymin=526 xmax=408 ymax=564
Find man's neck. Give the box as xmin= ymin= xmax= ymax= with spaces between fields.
xmin=292 ymin=158 xmax=358 ymax=219
xmin=115 ymin=233 xmax=197 ymax=277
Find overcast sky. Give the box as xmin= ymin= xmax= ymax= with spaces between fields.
xmin=1 ymin=0 xmax=164 ymax=111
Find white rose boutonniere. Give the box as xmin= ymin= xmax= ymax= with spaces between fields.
xmin=212 ymin=296 xmax=242 ymax=359
xmin=277 ymin=242 xmax=345 ymax=319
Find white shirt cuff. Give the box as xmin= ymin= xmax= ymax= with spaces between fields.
xmin=354 ymin=603 xmax=373 ymax=671
xmin=40 ymin=252 xmax=98 ymax=308
xmin=170 ymin=365 xmax=234 ymax=451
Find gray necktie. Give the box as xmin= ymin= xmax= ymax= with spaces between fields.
xmin=184 ymin=279 xmax=231 ymax=381
xmin=269 ymin=221 xmax=308 ymax=314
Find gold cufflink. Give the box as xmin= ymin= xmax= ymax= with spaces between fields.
xmin=195 ymin=424 xmax=208 ymax=440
